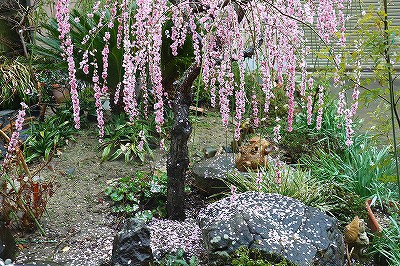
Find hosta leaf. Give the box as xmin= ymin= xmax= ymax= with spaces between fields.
xmin=101 ymin=145 xmax=112 ymax=161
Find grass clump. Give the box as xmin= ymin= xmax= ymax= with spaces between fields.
xmin=301 ymin=134 xmax=396 ymax=199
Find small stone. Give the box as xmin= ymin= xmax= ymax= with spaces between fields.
xmin=203 ymin=147 xmax=217 ymax=158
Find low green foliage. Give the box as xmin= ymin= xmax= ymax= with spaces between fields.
xmin=271 ymin=100 xmax=348 ymax=163
xmin=225 ymin=164 xmax=334 ymax=212
xmin=370 ymin=214 xmax=400 ymax=266
xmin=100 ymin=113 xmax=156 ymax=163
xmin=105 ymin=171 xmax=168 ymax=220
xmin=302 ymin=134 xmax=396 ymax=198
xmin=0 ymin=56 xmax=37 ymax=109
xmin=231 ymin=246 xmax=294 ymax=266
xmin=23 ymin=110 xmax=76 ymax=162
xmin=153 ymin=249 xmax=199 ymax=266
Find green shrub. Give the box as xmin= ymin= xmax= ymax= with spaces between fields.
xmin=301 ymin=134 xmax=396 ymax=198
xmin=370 ymin=214 xmax=400 ymax=266
xmin=225 ymin=164 xmax=334 ymax=212
xmin=100 ymin=113 xmax=157 ymax=163
xmin=278 ymin=100 xmax=348 ymax=162
xmin=23 ymin=110 xmax=76 ymax=162
xmin=105 ymin=171 xmax=168 ymax=221
xmin=224 ymin=163 xmax=366 ymax=225
xmin=0 ymin=56 xmax=37 ymax=109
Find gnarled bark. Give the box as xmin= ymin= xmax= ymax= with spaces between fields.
xmin=166 ymin=64 xmax=200 ymax=221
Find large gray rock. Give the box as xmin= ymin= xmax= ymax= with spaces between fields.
xmin=192 ymin=154 xmax=237 ymax=196
xmin=198 ymin=192 xmax=345 ymax=266
xmin=111 ymin=218 xmax=153 ymax=266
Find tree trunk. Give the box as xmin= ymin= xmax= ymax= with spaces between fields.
xmin=167 ymin=64 xmax=200 ymax=221
xmin=109 ymin=87 xmax=125 ymax=115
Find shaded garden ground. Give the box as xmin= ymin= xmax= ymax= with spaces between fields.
xmin=14 ymin=112 xmax=233 ymax=265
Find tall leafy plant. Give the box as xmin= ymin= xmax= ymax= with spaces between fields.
xmin=302 ymin=134 xmax=396 ymax=198
xmin=338 ymin=1 xmax=400 ymax=198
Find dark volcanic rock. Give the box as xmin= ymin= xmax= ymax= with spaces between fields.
xmin=0 ymin=227 xmax=16 ymax=261
xmin=111 ymin=218 xmax=153 ymax=266
xmin=198 ymin=192 xmax=345 ymax=266
xmin=192 ymin=154 xmax=238 ymax=196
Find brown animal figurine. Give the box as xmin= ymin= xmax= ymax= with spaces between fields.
xmin=344 ymin=216 xmax=369 ymax=261
xmin=235 ymin=136 xmax=274 ymax=172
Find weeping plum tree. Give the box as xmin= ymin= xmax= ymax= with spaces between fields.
xmin=55 ymin=0 xmax=353 ymax=220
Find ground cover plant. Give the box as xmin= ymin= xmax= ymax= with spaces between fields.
xmin=100 ymin=113 xmax=156 ymax=163
xmin=105 ymin=170 xmax=168 ymax=220
xmin=23 ymin=109 xmax=76 ymax=162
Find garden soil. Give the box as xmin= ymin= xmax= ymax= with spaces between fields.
xmin=14 ymin=112 xmax=234 ymax=265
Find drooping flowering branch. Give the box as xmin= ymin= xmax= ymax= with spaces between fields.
xmin=55 ymin=0 xmax=352 ymax=139
xmin=3 ymin=103 xmax=28 ymax=167
xmin=55 ymin=0 xmax=80 ymax=129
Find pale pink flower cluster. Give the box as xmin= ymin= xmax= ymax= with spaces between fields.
xmin=251 ymin=93 xmax=259 ymax=128
xmin=234 ymin=82 xmax=245 ymax=140
xmin=273 ymin=117 xmax=281 ymax=143
xmin=160 ymin=138 xmax=165 ymax=151
xmin=4 ymin=103 xmax=27 ymax=165
xmin=230 ymin=185 xmax=237 ymax=204
xmin=336 ymin=0 xmax=349 ymax=46
xmin=307 ymin=96 xmax=313 ymax=125
xmin=316 ymin=85 xmax=324 ymax=130
xmin=91 ymin=61 xmax=105 ymax=140
xmin=317 ymin=0 xmax=338 ymax=43
xmin=114 ymin=82 xmax=121 ymax=105
xmin=138 ymin=130 xmax=145 ymax=152
xmin=101 ymin=32 xmax=111 ymax=93
xmin=286 ymin=67 xmax=296 ymax=132
xmin=170 ymin=6 xmax=188 ymax=56
xmin=79 ymin=50 xmax=89 ymax=75
xmin=56 ymin=0 xmax=80 ymax=129
xmin=300 ymin=47 xmax=309 ymax=97
xmin=261 ymin=61 xmax=274 ymax=115
xmin=344 ymin=109 xmax=354 ymax=146
xmin=307 ymin=78 xmax=314 ymax=125
xmin=337 ymin=89 xmax=346 ymax=116
xmin=256 ymin=172 xmax=263 ymax=191
xmin=275 ymin=161 xmax=283 ymax=185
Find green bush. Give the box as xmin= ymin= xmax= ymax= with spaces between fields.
xmin=0 ymin=56 xmax=37 ymax=109
xmin=100 ymin=113 xmax=156 ymax=163
xmin=275 ymin=100 xmax=348 ymax=163
xmin=153 ymin=248 xmax=199 ymax=266
xmin=301 ymin=134 xmax=396 ymax=198
xmin=370 ymin=214 xmax=400 ymax=266
xmin=105 ymin=171 xmax=168 ymax=221
xmin=225 ymin=164 xmax=334 ymax=212
xmin=224 ymin=163 xmax=366 ymax=225
xmin=23 ymin=109 xmax=76 ymax=162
